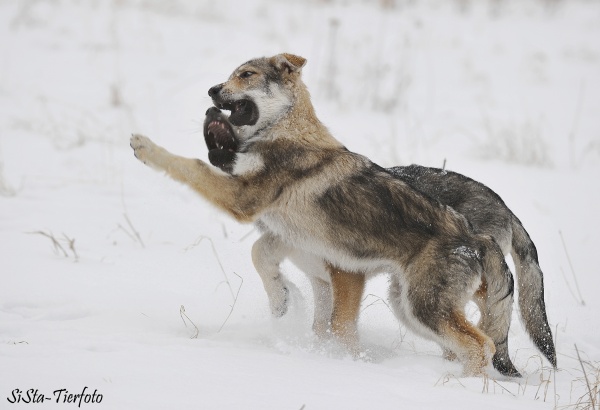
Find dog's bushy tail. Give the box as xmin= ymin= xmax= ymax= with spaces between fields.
xmin=510 ymin=215 xmax=557 ymax=368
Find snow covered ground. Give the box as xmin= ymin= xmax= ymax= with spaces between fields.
xmin=1 ymin=0 xmax=599 ymax=408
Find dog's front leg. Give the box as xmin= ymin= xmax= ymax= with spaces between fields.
xmin=130 ymin=134 xmax=259 ymax=222
xmin=251 ymin=232 xmax=291 ymax=317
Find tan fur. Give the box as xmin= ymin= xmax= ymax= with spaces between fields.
xmin=473 ymin=279 xmax=488 ymax=328
xmin=130 ymin=141 xmax=260 ymax=222
xmin=280 ymin=53 xmax=307 ymax=69
xmin=328 ymin=264 xmax=366 ymax=355
xmin=442 ymin=311 xmax=496 ymax=376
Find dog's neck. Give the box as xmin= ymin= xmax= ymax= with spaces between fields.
xmin=272 ymin=83 xmax=344 ymax=149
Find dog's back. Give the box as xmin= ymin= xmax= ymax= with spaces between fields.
xmin=389 ymin=165 xmax=513 ymax=252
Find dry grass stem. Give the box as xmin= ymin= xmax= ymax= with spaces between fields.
xmin=28 ymin=230 xmax=78 ymax=261
xmin=575 ymin=344 xmax=597 ymax=409
xmin=118 ymin=212 xmax=145 ymax=248
xmin=434 ymin=373 xmax=466 ymax=388
xmin=492 ymin=379 xmax=516 ymax=397
xmin=179 ymin=305 xmax=199 ymax=339
xmin=559 ymin=231 xmax=585 ymax=306
xmin=217 ymin=271 xmax=243 ymax=333
xmin=361 ymin=293 xmax=394 ymax=315
xmin=185 ymin=236 xmax=243 ymax=332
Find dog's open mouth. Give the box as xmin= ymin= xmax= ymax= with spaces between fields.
xmin=214 ymin=98 xmax=259 ymax=127
xmin=203 ymin=107 xmax=239 ymax=172
xmin=204 ymin=107 xmax=238 ymax=153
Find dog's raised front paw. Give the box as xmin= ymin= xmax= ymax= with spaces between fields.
xmin=130 ymin=134 xmax=157 ymax=164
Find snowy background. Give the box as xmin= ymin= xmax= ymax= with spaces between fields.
xmin=1 ymin=0 xmax=599 ymax=408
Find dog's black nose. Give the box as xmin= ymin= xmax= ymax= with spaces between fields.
xmin=208 ymin=84 xmax=223 ymax=98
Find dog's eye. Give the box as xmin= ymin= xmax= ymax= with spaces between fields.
xmin=239 ymin=71 xmax=255 ymax=79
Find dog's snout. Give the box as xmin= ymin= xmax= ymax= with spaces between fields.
xmin=205 ymin=107 xmax=221 ymax=116
xmin=208 ymin=84 xmax=223 ymax=98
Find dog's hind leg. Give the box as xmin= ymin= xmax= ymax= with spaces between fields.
xmin=251 ymin=233 xmax=291 ymax=317
xmin=400 ymin=245 xmax=496 ymax=376
xmin=439 ymin=310 xmax=497 ymax=376
xmin=392 ymin=270 xmax=495 ymax=375
xmin=477 ymin=238 xmax=521 ymax=377
xmin=327 ymin=265 xmax=366 ymax=357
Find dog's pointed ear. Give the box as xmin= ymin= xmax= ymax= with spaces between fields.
xmin=272 ymin=53 xmax=307 ymax=75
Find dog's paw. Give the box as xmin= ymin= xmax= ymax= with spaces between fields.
xmin=269 ymin=285 xmax=289 ymax=318
xmin=130 ymin=134 xmax=158 ymax=165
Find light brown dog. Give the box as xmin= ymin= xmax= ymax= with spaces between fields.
xmin=131 ymin=53 xmax=555 ymax=376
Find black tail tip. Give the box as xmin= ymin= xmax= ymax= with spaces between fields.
xmin=535 ymin=336 xmax=557 ymax=369
xmin=548 ymin=352 xmax=557 ymax=369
